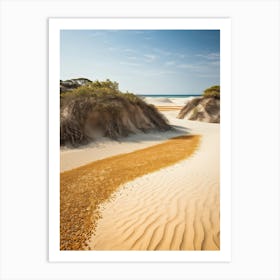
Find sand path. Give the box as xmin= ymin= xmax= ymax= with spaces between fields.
xmin=60 ymin=134 xmax=200 ymax=250
xmin=88 ymin=124 xmax=220 ymax=250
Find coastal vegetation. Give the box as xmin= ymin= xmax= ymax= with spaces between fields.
xmin=60 ymin=78 xmax=92 ymax=93
xmin=177 ymin=85 xmax=220 ymax=123
xmin=203 ymin=85 xmax=220 ymax=99
xmin=60 ymin=79 xmax=171 ymax=146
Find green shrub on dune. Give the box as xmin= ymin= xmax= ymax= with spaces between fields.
xmin=60 ymin=79 xmax=171 ymax=146
xmin=203 ymin=85 xmax=220 ymax=99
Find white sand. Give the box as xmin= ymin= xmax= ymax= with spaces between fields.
xmin=60 ymin=127 xmax=188 ymax=172
xmin=143 ymin=96 xmax=194 ymax=107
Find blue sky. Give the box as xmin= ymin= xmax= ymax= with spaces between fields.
xmin=60 ymin=30 xmax=220 ymax=95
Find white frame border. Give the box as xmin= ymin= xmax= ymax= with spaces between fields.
xmin=49 ymin=18 xmax=231 ymax=262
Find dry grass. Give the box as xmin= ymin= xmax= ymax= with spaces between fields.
xmin=60 ymin=135 xmax=201 ymax=250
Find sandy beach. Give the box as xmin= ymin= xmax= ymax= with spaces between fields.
xmin=60 ymin=97 xmax=220 ymax=250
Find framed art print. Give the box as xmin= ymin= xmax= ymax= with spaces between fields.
xmin=49 ymin=18 xmax=231 ymax=262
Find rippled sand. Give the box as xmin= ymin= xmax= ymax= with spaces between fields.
xmin=88 ymin=130 xmax=219 ymax=250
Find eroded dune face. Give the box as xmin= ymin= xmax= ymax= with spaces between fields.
xmin=60 ymin=95 xmax=171 ymax=146
xmin=177 ymin=97 xmax=220 ymax=123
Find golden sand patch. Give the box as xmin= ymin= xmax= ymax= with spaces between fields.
xmin=60 ymin=135 xmax=201 ymax=250
xmin=156 ymin=106 xmax=183 ymax=111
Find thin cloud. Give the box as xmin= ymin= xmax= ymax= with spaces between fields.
xmin=88 ymin=31 xmax=105 ymax=38
xmin=177 ymin=64 xmax=197 ymax=69
xmin=197 ymin=73 xmax=219 ymax=78
xmin=124 ymin=48 xmax=137 ymax=53
xmin=196 ymin=52 xmax=220 ymax=60
xmin=142 ymin=69 xmax=175 ymax=76
xmin=165 ymin=61 xmax=176 ymax=66
xmin=153 ymin=48 xmax=172 ymax=56
xmin=144 ymin=54 xmax=157 ymax=62
xmin=120 ymin=61 xmax=141 ymax=66
xmin=133 ymin=30 xmax=153 ymax=34
xmin=127 ymin=56 xmax=138 ymax=60
xmin=108 ymin=47 xmax=117 ymax=51
xmin=208 ymin=60 xmax=220 ymax=66
xmin=177 ymin=60 xmax=219 ymax=73
xmin=177 ymin=54 xmax=186 ymax=59
xmin=133 ymin=31 xmax=145 ymax=34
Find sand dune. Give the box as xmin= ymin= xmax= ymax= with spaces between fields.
xmin=144 ymin=97 xmax=174 ymax=105
xmin=144 ymin=96 xmax=195 ymax=107
xmin=143 ymin=97 xmax=192 ymax=112
xmin=88 ymin=123 xmax=219 ymax=250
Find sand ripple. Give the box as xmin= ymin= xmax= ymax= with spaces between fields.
xmin=88 ymin=132 xmax=220 ymax=251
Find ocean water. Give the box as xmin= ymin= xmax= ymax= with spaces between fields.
xmin=138 ymin=94 xmax=201 ymax=98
